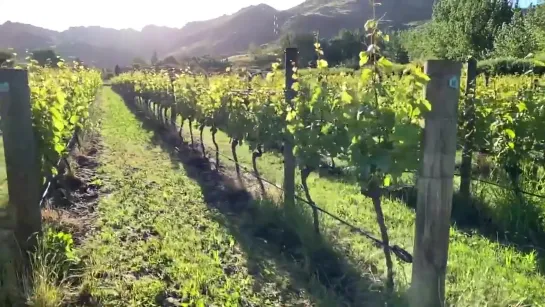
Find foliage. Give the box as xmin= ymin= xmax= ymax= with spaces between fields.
xmin=493 ymin=10 xmax=539 ymax=58
xmin=42 ymin=229 xmax=80 ymax=269
xmin=132 ymin=57 xmax=148 ymax=69
xmin=159 ymin=56 xmax=179 ymax=66
xmin=0 ymin=50 xmax=14 ymax=67
xmin=114 ymin=65 xmax=122 ymax=76
xmin=401 ymin=0 xmax=514 ymax=61
xmin=477 ymin=57 xmax=545 ymax=75
xmin=382 ymin=31 xmax=409 ymax=64
xmin=27 ymin=60 xmax=102 ymax=176
xmin=430 ymin=0 xmax=513 ymax=59
xmin=525 ymin=1 xmax=545 ymax=51
xmin=150 ymin=51 xmax=158 ymax=66
xmin=32 ymin=49 xmax=61 ymax=67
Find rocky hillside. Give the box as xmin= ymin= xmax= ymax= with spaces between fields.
xmin=0 ymin=0 xmax=434 ymax=68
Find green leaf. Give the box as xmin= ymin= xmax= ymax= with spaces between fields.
xmin=286 ymin=110 xmax=296 ymax=122
xmin=321 ymin=123 xmax=333 ymax=134
xmin=378 ymin=57 xmax=393 ymax=72
xmin=360 ymin=69 xmax=373 ymax=83
xmin=517 ymin=102 xmax=527 ymax=112
xmin=293 ymin=145 xmax=300 ymax=156
xmin=287 ymin=124 xmax=297 ymax=134
xmin=53 ymin=118 xmax=64 ymax=131
xmin=50 ymin=107 xmax=63 ymax=120
xmin=69 ymin=115 xmax=79 ymax=125
xmin=418 ymin=119 xmax=425 ymax=129
xmin=351 ymin=136 xmax=359 ymax=145
xmin=421 ymin=99 xmax=432 ymax=111
xmin=54 ymin=143 xmax=65 ymax=154
xmin=505 ymin=129 xmax=515 ymax=139
xmin=364 ymin=20 xmax=377 ymax=31
xmin=359 ymin=52 xmax=369 ymax=67
xmin=341 ymin=91 xmax=353 ymax=103
xmin=412 ymin=67 xmax=431 ymax=83
xmin=383 ymin=174 xmax=392 ymax=187
xmin=317 ymin=59 xmax=329 ymax=69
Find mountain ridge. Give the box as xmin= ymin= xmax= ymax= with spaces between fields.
xmin=0 ymin=0 xmax=434 ymax=68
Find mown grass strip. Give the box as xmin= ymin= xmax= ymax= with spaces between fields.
xmin=78 ymin=88 xmax=335 ymax=306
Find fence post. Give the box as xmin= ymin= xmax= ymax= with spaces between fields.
xmin=169 ymin=74 xmax=177 ymax=126
xmin=459 ymin=58 xmax=477 ymax=208
xmin=283 ymin=48 xmax=297 ymax=208
xmin=0 ymin=69 xmax=42 ymax=251
xmin=410 ymin=60 xmax=462 ymax=307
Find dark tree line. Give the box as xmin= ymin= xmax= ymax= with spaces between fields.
xmin=278 ymin=28 xmax=409 ymax=69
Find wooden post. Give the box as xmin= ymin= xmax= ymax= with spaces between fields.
xmin=170 ymin=94 xmax=177 ymax=126
xmin=283 ymin=48 xmax=297 ymax=208
xmin=0 ymin=69 xmax=42 ymax=251
xmin=410 ymin=60 xmax=462 ymax=307
xmin=459 ymin=58 xmax=477 ymax=207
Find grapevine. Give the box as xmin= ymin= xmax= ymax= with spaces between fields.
xmin=26 ymin=60 xmax=102 ymax=179
xmin=110 ymin=30 xmax=545 ymax=295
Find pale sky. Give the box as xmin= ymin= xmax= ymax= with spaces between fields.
xmin=0 ymin=0 xmax=305 ymax=31
xmin=0 ymin=0 xmax=538 ymax=32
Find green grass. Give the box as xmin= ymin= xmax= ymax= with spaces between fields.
xmin=178 ymin=108 xmax=545 ymax=305
xmin=76 ymin=88 xmax=342 ymax=306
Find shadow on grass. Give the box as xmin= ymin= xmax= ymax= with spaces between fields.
xmin=387 ymin=183 xmax=545 ymax=275
xmin=115 ymin=92 xmax=406 ymax=306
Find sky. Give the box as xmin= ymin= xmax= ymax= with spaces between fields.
xmin=0 ymin=0 xmax=305 ymax=31
xmin=0 ymin=0 xmax=539 ymax=32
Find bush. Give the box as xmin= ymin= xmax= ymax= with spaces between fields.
xmin=477 ymin=57 xmax=545 ymax=76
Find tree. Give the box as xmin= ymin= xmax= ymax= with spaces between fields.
xmin=161 ymin=56 xmax=179 ymax=66
xmin=248 ymin=43 xmax=263 ymax=59
xmin=418 ymin=0 xmax=513 ymax=60
xmin=280 ymin=33 xmax=316 ymax=67
xmin=493 ymin=10 xmax=538 ymax=58
xmin=525 ymin=1 xmax=545 ymax=51
xmin=0 ymin=50 xmax=13 ymax=67
xmin=151 ymin=51 xmax=158 ymax=66
xmin=32 ymin=49 xmax=60 ymax=67
xmin=133 ymin=57 xmax=148 ymax=69
xmin=383 ymin=31 xmax=409 ymax=64
xmin=114 ymin=65 xmax=122 ymax=76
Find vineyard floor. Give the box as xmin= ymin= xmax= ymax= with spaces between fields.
xmin=69 ymin=88 xmax=353 ymax=306
xmin=36 ymin=87 xmax=545 ymax=306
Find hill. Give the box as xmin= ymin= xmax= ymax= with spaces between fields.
xmin=0 ymin=0 xmax=434 ymax=68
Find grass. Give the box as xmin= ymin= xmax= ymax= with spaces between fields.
xmin=76 ymin=88 xmax=344 ymax=306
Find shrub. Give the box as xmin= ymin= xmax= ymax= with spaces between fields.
xmin=477 ymin=57 xmax=545 ymax=76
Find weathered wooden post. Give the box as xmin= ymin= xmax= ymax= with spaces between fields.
xmin=0 ymin=69 xmax=42 ymax=251
xmin=283 ymin=48 xmax=297 ymax=208
xmin=410 ymin=60 xmax=462 ymax=307
xmin=459 ymin=58 xmax=477 ymax=207
xmin=169 ymin=71 xmax=177 ymax=126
